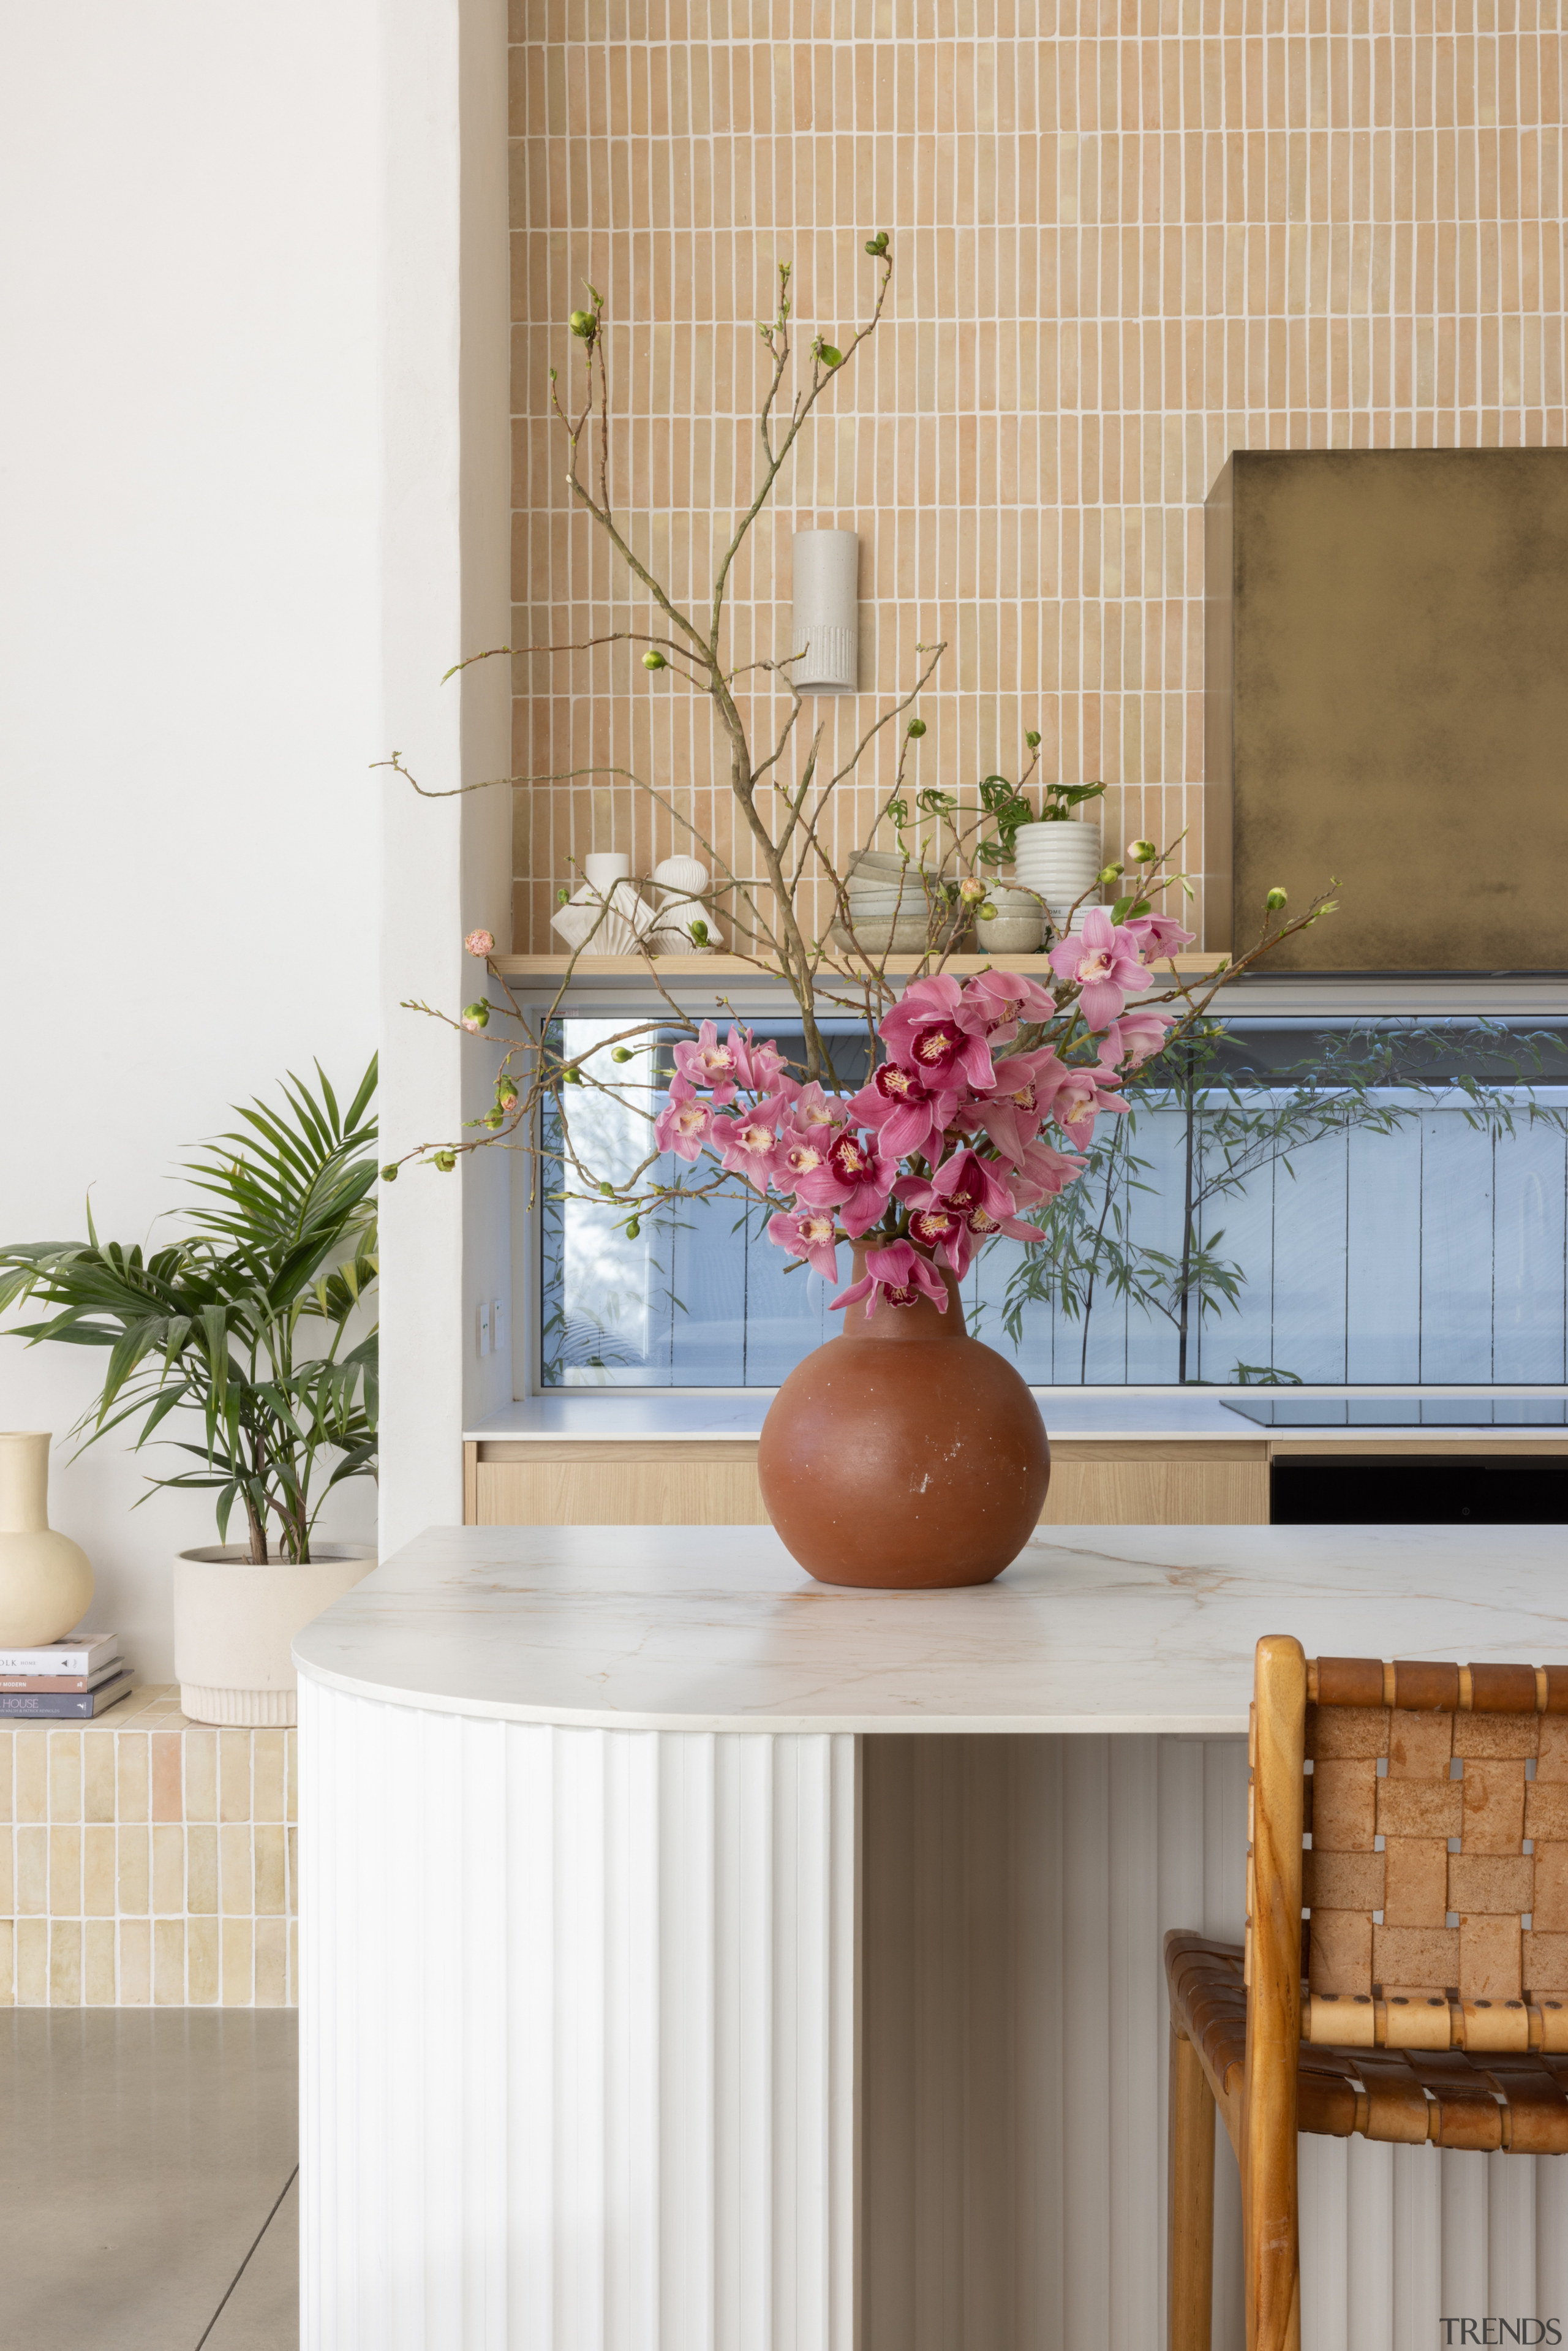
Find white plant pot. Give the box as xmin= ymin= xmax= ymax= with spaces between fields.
xmin=0 ymin=1432 xmax=94 ymax=1646
xmin=1012 ymin=818 xmax=1104 ymax=922
xmin=174 ymin=1543 xmax=376 ymax=1726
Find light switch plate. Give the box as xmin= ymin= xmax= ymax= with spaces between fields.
xmin=491 ymin=1296 xmax=505 ymax=1353
xmin=477 ymin=1300 xmax=491 ymax=1356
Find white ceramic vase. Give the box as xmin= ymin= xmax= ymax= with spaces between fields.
xmin=1012 ymin=817 xmax=1104 ymax=926
xmin=0 ymin=1433 xmax=94 ymax=1646
xmin=174 ymin=1542 xmax=376 ymax=1726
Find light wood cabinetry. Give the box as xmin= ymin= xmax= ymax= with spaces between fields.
xmin=467 ymin=1436 xmax=1272 ymax=1529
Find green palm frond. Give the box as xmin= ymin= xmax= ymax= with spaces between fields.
xmin=0 ymin=1059 xmax=379 ymax=1564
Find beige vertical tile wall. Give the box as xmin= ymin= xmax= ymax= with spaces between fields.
xmin=508 ymin=0 xmax=1566 ymax=948
xmin=0 ymin=1688 xmax=298 ymax=2007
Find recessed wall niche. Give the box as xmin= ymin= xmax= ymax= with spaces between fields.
xmin=1205 ymin=448 xmax=1568 ymax=973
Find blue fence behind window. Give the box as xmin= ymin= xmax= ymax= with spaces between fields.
xmin=540 ymin=1019 xmax=1568 ymax=1387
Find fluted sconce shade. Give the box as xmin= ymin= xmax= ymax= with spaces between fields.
xmin=790 ymin=530 xmax=859 ymax=693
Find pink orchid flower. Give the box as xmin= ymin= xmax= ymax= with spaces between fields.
xmin=653 ymin=1077 xmax=714 ymax=1163
xmin=709 ymin=1095 xmax=790 ymax=1193
xmin=1047 ymin=907 xmax=1148 ymax=1031
xmin=880 ymin=975 xmax=996 ymax=1090
xmin=962 ymin=969 xmax=1057 ymax=1036
xmin=734 ymin=1028 xmax=791 ymax=1091
xmin=1104 ymin=1009 xmax=1173 ymax=1069
xmin=672 ymin=1019 xmax=741 ymax=1102
xmin=794 ymin=1128 xmax=897 ymax=1238
xmin=1009 ymin=1138 xmax=1089 ymax=1203
xmin=975 ymin=1049 xmax=1072 ymax=1166
xmin=831 ymin=1238 xmax=950 ymax=1319
xmin=846 ymin=1061 xmax=960 ymax=1161
xmin=1122 ymin=911 xmax=1196 ymax=965
xmin=1050 ymin=1062 xmax=1131 ymax=1142
xmin=776 ymin=1124 xmax=834 ymax=1188
xmin=767 ymin=1209 xmax=842 ymax=1281
xmin=789 ymin=1081 xmax=846 ymax=1131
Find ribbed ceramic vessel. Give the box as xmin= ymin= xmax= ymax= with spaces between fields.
xmin=757 ymin=1250 xmax=1049 ymax=1588
xmin=176 ymin=1542 xmax=376 ymax=1725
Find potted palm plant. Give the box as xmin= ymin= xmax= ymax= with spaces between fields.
xmin=0 ymin=1062 xmax=379 ymax=1724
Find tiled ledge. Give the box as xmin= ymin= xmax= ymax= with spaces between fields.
xmin=0 ymin=1685 xmax=297 ymax=2008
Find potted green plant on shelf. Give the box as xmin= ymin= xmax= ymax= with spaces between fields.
xmin=0 ymin=1062 xmax=379 ymax=1726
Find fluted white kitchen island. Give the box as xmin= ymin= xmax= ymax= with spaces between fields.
xmin=295 ymin=1524 xmax=1568 ymax=2351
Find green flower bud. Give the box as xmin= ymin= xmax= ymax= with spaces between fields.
xmin=557 ymin=886 xmax=569 ymax=903
xmin=433 ymin=1150 xmax=456 ymax=1172
xmin=979 ymin=903 xmax=998 ymax=923
xmin=642 ymin=648 xmax=667 ymax=671
xmin=600 ymin=1182 xmax=616 ymax=1198
xmin=907 ymin=718 xmax=926 ymax=738
xmin=864 ymin=230 xmax=889 ymax=255
xmin=688 ymin=918 xmax=710 ymax=946
xmin=568 ymin=308 xmax=595 ymax=338
xmin=1127 ymin=838 xmax=1158 ymax=864
xmin=1265 ymin=886 xmax=1288 ymax=911
xmin=611 ymin=1046 xmax=633 ymax=1063
xmin=562 ymin=1065 xmax=583 ymax=1085
xmin=496 ymin=1079 xmax=518 ymax=1106
xmin=625 ymin=1217 xmax=641 ymax=1240
xmin=1097 ymin=862 xmax=1124 ymax=886
xmin=482 ymin=1108 xmax=505 ymax=1130
xmin=817 ymin=342 xmax=843 ymax=368
xmin=462 ymin=1000 xmax=490 ymax=1030
xmin=1025 ymin=729 xmax=1042 ymax=749
xmin=380 ymin=1163 xmax=399 ymax=1183
xmin=959 ymin=876 xmax=987 ymax=903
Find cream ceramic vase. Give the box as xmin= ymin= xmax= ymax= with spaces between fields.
xmin=174 ymin=1542 xmax=376 ymax=1726
xmin=0 ymin=1432 xmax=94 ymax=1645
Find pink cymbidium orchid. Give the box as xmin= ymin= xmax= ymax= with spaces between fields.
xmin=1122 ymin=911 xmax=1196 ymax=965
xmin=1104 ymin=1009 xmax=1174 ymax=1069
xmin=653 ymin=1076 xmax=715 ymax=1163
xmin=1049 ymin=1061 xmax=1131 ymax=1143
xmin=672 ymin=1019 xmax=742 ymax=1103
xmin=974 ymin=1049 xmax=1070 ymax=1166
xmin=878 ymin=975 xmax=997 ymax=1092
xmin=962 ymin=968 xmax=1057 ymax=1038
xmin=788 ymin=1081 xmax=846 ymax=1131
xmin=654 ymin=956 xmax=1155 ymax=1320
xmin=846 ymin=1061 xmax=959 ymax=1161
xmin=710 ymin=1095 xmax=790 ymax=1193
xmin=795 ymin=1128 xmax=897 ymax=1237
xmin=1047 ymin=907 xmax=1148 ymax=1030
xmin=831 ymin=1239 xmax=950 ymax=1319
xmin=767 ymin=1209 xmax=842 ymax=1281
xmin=1009 ymin=1138 xmax=1090 ymax=1202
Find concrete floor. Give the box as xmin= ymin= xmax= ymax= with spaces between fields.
xmin=0 ymin=2010 xmax=298 ymax=2351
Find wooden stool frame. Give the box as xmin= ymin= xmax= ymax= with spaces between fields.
xmin=1166 ymin=1636 xmax=1568 ymax=2351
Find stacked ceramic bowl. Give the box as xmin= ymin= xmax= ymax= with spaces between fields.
xmin=830 ymin=850 xmax=965 ymax=955
xmin=973 ymin=884 xmax=1045 ymax=956
xmin=1010 ymin=818 xmax=1104 ymax=933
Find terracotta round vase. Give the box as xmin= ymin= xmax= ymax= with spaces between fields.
xmin=758 ymin=1250 xmax=1050 ymax=1589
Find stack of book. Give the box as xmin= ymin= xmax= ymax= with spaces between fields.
xmin=0 ymin=1635 xmax=132 ymax=1719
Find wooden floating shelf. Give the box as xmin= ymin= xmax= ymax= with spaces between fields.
xmin=491 ymin=952 xmax=1229 ymax=981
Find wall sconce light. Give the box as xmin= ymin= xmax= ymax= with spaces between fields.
xmin=790 ymin=530 xmax=859 ymax=693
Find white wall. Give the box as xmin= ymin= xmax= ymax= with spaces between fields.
xmin=0 ymin=4 xmax=383 ymax=1678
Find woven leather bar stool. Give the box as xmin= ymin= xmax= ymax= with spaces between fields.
xmin=1165 ymin=1636 xmax=1568 ymax=2351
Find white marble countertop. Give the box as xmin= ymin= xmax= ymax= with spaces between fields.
xmin=467 ymin=1391 xmax=1568 ymax=1444
xmin=293 ymin=1523 xmax=1568 ymax=1736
